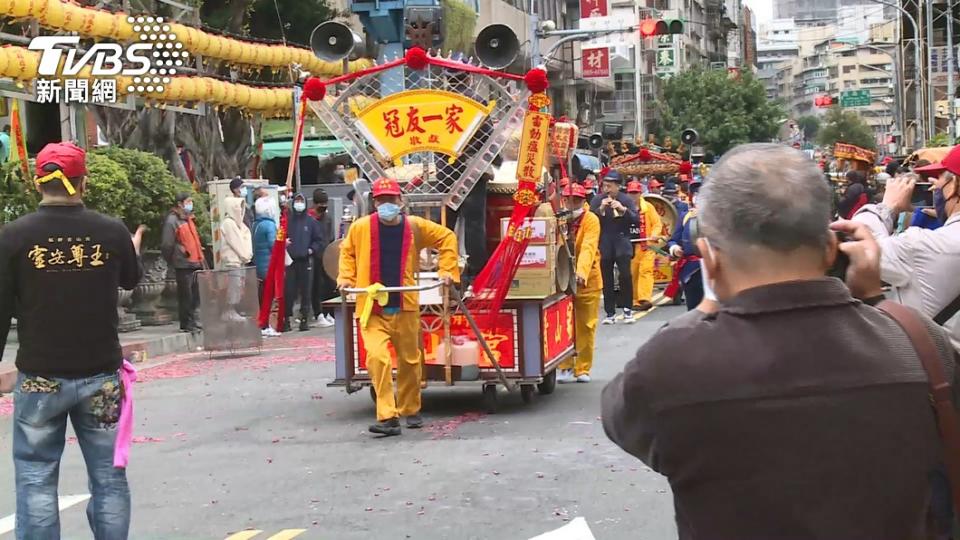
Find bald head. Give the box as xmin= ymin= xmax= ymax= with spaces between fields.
xmin=699 ymin=144 xmax=832 ymax=258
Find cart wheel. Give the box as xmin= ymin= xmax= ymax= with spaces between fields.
xmin=521 ymin=384 xmax=534 ymax=404
xmin=482 ymin=385 xmax=499 ymax=414
xmin=537 ymin=369 xmax=557 ymax=395
xmin=369 ymin=385 xmax=377 ymax=404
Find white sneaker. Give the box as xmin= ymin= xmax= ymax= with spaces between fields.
xmin=601 ymin=316 xmax=615 ymax=325
xmin=576 ymin=374 xmax=591 ymax=383
xmin=317 ymin=315 xmax=334 ymax=328
xmin=261 ymin=327 xmax=281 ymax=337
xmin=557 ymin=369 xmax=575 ymax=384
xmin=622 ymin=309 xmax=636 ymax=324
xmin=324 ymin=314 xmax=336 ymax=326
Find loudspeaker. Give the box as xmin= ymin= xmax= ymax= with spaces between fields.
xmin=680 ymin=128 xmax=699 ymax=146
xmin=588 ymin=133 xmax=604 ymax=149
xmin=310 ymin=21 xmax=360 ymax=62
xmin=476 ymin=24 xmax=520 ymax=69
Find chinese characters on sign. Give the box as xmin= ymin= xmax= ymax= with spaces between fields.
xmin=35 ymin=79 xmax=118 ymax=105
xmin=579 ymin=0 xmax=608 ymax=19
xmin=353 ymin=89 xmax=493 ymax=166
xmin=581 ymin=47 xmax=610 ymax=78
xmin=27 ymin=237 xmax=107 ymax=270
xmin=516 ymin=111 xmax=552 ymax=184
xmin=542 ymin=295 xmax=575 ymax=362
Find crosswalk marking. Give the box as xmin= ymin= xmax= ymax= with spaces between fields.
xmin=224 ymin=530 xmax=307 ymax=540
xmin=0 ymin=494 xmax=91 ymax=536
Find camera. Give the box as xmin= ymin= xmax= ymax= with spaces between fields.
xmin=912 ymin=182 xmax=934 ymax=207
xmin=827 ymin=231 xmax=850 ymax=281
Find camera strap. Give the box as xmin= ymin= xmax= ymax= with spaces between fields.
xmin=934 ymin=293 xmax=960 ymax=325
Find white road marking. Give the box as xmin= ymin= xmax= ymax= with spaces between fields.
xmin=0 ymin=494 xmax=90 ymax=535
xmin=529 ymin=517 xmax=596 ymax=540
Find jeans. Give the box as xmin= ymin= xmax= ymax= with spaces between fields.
xmin=285 ymin=258 xmax=312 ymax=319
xmin=175 ymin=268 xmax=200 ymax=330
xmin=601 ymin=254 xmax=634 ymax=317
xmin=13 ymin=372 xmax=131 ymax=540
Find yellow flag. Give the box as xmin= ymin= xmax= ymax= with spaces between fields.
xmin=9 ymin=99 xmax=28 ymax=177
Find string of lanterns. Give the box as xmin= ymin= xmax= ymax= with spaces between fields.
xmin=0 ymin=0 xmax=372 ymax=76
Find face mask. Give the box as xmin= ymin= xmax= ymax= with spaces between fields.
xmin=279 ymin=196 xmax=287 ymax=205
xmin=239 ymin=187 xmax=248 ymax=197
xmin=377 ymin=202 xmax=401 ymax=221
xmin=183 ymin=202 xmax=194 ymax=214
xmin=699 ymin=238 xmax=718 ymax=302
xmin=293 ymin=202 xmax=306 ymax=213
xmin=572 ymin=208 xmax=584 ymax=219
xmin=935 ymin=185 xmax=951 ymax=224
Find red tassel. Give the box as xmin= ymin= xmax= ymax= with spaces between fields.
xmin=524 ymin=68 xmax=549 ymax=93
xmin=303 ymin=77 xmax=326 ymax=101
xmin=405 ymin=47 xmax=430 ymax=70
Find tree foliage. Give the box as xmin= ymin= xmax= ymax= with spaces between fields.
xmin=928 ymin=132 xmax=951 ymax=147
xmin=796 ymin=115 xmax=820 ymax=140
xmin=656 ymin=67 xmax=785 ymax=156
xmin=816 ymin=107 xmax=877 ymax=150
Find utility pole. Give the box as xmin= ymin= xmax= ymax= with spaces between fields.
xmin=949 ymin=0 xmax=957 ymax=144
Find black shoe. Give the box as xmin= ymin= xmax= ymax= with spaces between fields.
xmin=282 ymin=319 xmax=292 ymax=333
xmin=406 ymin=414 xmax=424 ymax=429
xmin=636 ymin=300 xmax=653 ymax=311
xmin=299 ymin=318 xmax=309 ymax=332
xmin=369 ymin=418 xmax=401 ymax=436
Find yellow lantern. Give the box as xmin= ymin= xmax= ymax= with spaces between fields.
xmin=237 ymin=41 xmax=254 ymax=65
xmin=114 ymin=12 xmax=134 ymax=40
xmin=234 ymin=84 xmax=251 ymax=108
xmin=267 ymin=45 xmax=282 ymax=66
xmin=9 ymin=0 xmax=35 ymax=18
xmin=192 ymin=29 xmax=210 ymax=57
xmin=208 ymin=78 xmax=226 ymax=103
xmin=90 ymin=9 xmax=116 ymax=38
xmin=178 ymin=78 xmax=196 ymax=101
xmin=0 ymin=0 xmax=14 ymax=17
xmin=38 ymin=0 xmax=65 ymax=29
xmin=62 ymin=4 xmax=88 ymax=32
xmin=0 ymin=48 xmax=11 ymax=79
xmin=221 ymin=81 xmax=238 ymax=108
xmin=20 ymin=49 xmax=39 ymax=79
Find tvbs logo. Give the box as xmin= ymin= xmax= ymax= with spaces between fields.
xmin=28 ymin=16 xmax=186 ymax=103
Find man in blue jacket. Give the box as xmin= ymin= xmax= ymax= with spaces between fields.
xmin=590 ymin=170 xmax=639 ymax=324
xmin=667 ymin=179 xmax=704 ymax=310
xmin=285 ymin=193 xmax=322 ymax=332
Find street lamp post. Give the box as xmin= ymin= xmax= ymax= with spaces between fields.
xmin=858 ymin=44 xmax=903 ymax=151
xmin=867 ymin=0 xmax=925 ymax=148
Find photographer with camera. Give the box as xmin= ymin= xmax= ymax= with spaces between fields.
xmin=852 ymin=145 xmax=960 ymax=351
xmin=602 ymin=143 xmax=958 ymax=537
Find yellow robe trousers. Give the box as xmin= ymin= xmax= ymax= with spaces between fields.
xmin=632 ymin=197 xmax=662 ymax=306
xmin=338 ymin=215 xmax=460 ymax=421
xmin=560 ymin=205 xmax=602 ymax=376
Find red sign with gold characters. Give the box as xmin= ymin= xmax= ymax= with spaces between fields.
xmin=542 ymin=295 xmax=575 ymax=362
xmin=516 ymin=110 xmax=551 ymax=185
xmin=355 ymin=311 xmax=518 ymax=371
xmin=833 ymin=142 xmax=876 ymax=164
xmin=581 ymin=47 xmax=610 ymax=78
xmin=579 ymin=0 xmax=608 ymax=18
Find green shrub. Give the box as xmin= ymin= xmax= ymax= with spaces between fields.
xmin=83 ymin=154 xmax=132 ymax=221
xmin=0 ymin=160 xmax=38 ymax=225
xmin=93 ymin=147 xmax=210 ymax=248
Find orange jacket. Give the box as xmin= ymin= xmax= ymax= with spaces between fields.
xmin=338 ymin=215 xmax=459 ymax=315
xmin=573 ymin=205 xmax=602 ymax=295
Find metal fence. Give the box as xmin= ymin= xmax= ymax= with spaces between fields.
xmin=197 ymin=266 xmax=262 ymax=353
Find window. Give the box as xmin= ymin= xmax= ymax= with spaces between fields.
xmin=843 ymin=65 xmax=856 ymax=74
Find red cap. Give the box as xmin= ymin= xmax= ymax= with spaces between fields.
xmin=35 ymin=142 xmax=86 ymax=178
xmin=560 ymin=177 xmax=571 ymax=188
xmin=914 ymin=145 xmax=960 ymax=177
xmin=626 ymin=180 xmax=643 ymax=193
xmin=648 ymin=179 xmax=663 ymax=189
xmin=583 ymin=178 xmax=596 ymax=190
xmin=371 ymin=177 xmax=402 ymax=197
xmin=561 ymin=183 xmax=587 ymax=198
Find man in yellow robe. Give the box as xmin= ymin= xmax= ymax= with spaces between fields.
xmin=627 ymin=180 xmax=662 ymax=311
xmin=557 ymin=183 xmax=602 ymax=383
xmin=338 ymin=178 xmax=459 ymax=436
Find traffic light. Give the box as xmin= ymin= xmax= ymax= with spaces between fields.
xmin=814 ymin=95 xmax=834 ymax=108
xmin=639 ymin=18 xmax=684 ymax=37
